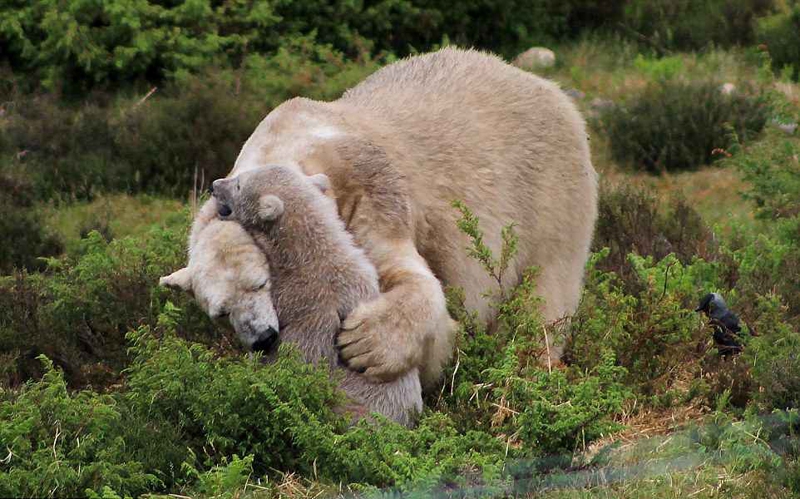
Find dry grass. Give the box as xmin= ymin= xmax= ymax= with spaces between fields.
xmin=40 ymin=194 xmax=185 ymax=253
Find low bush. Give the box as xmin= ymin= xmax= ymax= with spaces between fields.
xmin=757 ymin=6 xmax=800 ymax=81
xmin=731 ymin=131 xmax=800 ymax=223
xmin=0 ymin=40 xmax=381 ymax=201
xmin=437 ymin=203 xmax=631 ymax=452
xmin=0 ymin=357 xmax=158 ymax=498
xmin=0 ymin=216 xmax=221 ymax=388
xmin=0 ymin=202 xmax=633 ymax=496
xmin=745 ymin=295 xmax=800 ymax=411
xmin=0 ymin=97 xmax=121 ymax=200
xmin=600 ymin=79 xmax=768 ymax=172
xmin=0 ymin=0 xmax=633 ymax=95
xmin=0 ymin=172 xmax=62 ymax=273
xmin=724 ymin=131 xmax=800 ymax=320
xmin=568 ymin=250 xmax=712 ymax=396
xmin=621 ymin=0 xmax=775 ymax=52
xmin=592 ymin=183 xmax=716 ymax=290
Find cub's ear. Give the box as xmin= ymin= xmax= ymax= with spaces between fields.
xmin=159 ymin=267 xmax=193 ymax=293
xmin=308 ymin=173 xmax=331 ymax=194
xmin=258 ymin=195 xmax=285 ymax=222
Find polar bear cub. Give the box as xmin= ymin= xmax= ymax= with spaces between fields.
xmin=211 ymin=165 xmax=422 ymax=427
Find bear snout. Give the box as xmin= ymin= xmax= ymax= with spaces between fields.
xmin=217 ymin=203 xmax=232 ymax=217
xmin=251 ymin=326 xmax=279 ymax=354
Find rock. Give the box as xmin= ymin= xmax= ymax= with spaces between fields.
xmin=720 ymin=82 xmax=736 ymax=95
xmin=564 ymin=88 xmax=585 ymax=101
xmin=778 ymin=122 xmax=798 ymax=136
xmin=770 ymin=118 xmax=798 ymax=136
xmin=513 ymin=47 xmax=556 ymax=70
xmin=587 ymin=97 xmax=615 ymax=119
xmin=590 ymin=97 xmax=614 ymax=111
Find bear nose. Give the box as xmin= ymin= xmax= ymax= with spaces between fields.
xmin=251 ymin=326 xmax=279 ymax=354
xmin=218 ymin=203 xmax=232 ymax=217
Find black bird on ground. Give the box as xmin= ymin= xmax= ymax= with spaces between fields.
xmin=696 ymin=292 xmax=744 ymax=355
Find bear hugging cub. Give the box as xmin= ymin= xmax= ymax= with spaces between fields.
xmin=162 ymin=47 xmax=598 ymax=427
xmin=212 ymin=165 xmax=423 ymax=426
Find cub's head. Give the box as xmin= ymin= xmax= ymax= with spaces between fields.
xmin=211 ymin=165 xmax=330 ymax=229
xmin=159 ymin=218 xmax=280 ymax=354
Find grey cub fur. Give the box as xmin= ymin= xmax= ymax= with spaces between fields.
xmin=212 ymin=165 xmax=422 ymax=426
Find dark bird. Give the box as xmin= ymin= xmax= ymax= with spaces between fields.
xmin=696 ymin=292 xmax=743 ymax=355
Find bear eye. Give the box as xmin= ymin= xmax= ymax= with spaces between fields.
xmin=210 ymin=309 xmax=230 ymax=320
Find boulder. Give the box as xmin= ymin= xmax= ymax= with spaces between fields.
xmin=513 ymin=47 xmax=556 ymax=70
xmin=720 ymin=82 xmax=736 ymax=95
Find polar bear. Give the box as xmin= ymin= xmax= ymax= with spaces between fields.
xmin=159 ymin=203 xmax=279 ymax=351
xmin=170 ymin=47 xmax=597 ymax=387
xmin=211 ymin=165 xmax=422 ymax=426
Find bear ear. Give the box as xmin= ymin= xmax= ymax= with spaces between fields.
xmin=159 ymin=267 xmax=193 ymax=294
xmin=308 ymin=173 xmax=331 ymax=194
xmin=258 ymin=195 xmax=285 ymax=222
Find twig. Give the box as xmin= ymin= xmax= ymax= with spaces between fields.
xmin=543 ymin=325 xmax=552 ymax=374
xmin=450 ymin=352 xmax=460 ymax=397
xmin=616 ymin=22 xmax=671 ymax=56
xmin=659 ymin=261 xmax=675 ymax=302
xmin=52 ymin=422 xmax=61 ymax=462
xmin=133 ymin=86 xmax=157 ymax=109
xmin=192 ymin=165 xmax=199 ymax=216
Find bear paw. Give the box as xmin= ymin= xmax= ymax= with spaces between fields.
xmin=337 ymin=296 xmax=423 ymax=382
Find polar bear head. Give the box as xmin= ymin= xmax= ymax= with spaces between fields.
xmin=159 ymin=204 xmax=280 ymax=353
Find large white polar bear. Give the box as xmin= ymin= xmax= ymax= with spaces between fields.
xmin=172 ymin=47 xmax=598 ymax=389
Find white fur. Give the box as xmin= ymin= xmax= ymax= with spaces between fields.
xmin=160 ymin=203 xmax=279 ymax=349
xmin=179 ymin=47 xmax=597 ymax=388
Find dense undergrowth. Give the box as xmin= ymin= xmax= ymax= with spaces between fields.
xmin=2 ymin=159 xmax=800 ymax=495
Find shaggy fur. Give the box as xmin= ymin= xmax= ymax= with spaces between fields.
xmin=159 ymin=202 xmax=279 ymax=350
xmin=212 ymin=166 xmax=422 ymax=427
xmin=177 ymin=47 xmax=597 ymax=388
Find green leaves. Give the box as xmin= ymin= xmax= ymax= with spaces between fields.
xmin=600 ymin=79 xmax=769 ymax=172
xmin=0 ymin=356 xmax=159 ymax=498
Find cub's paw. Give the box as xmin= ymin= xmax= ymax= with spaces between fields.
xmin=337 ymin=296 xmax=421 ymax=382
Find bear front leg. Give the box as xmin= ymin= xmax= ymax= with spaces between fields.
xmin=337 ymin=239 xmax=453 ymax=382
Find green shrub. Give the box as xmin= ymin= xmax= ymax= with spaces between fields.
xmin=0 ymin=0 xmax=624 ymax=93
xmin=723 ymin=132 xmax=800 ymax=320
xmin=633 ymin=54 xmax=685 ymax=81
xmin=121 ymin=321 xmax=347 ymax=484
xmin=600 ymin=80 xmax=768 ymax=172
xmin=0 ymin=40 xmax=381 ymax=201
xmin=0 ymin=0 xmax=384 ymax=93
xmin=0 ymin=357 xmax=158 ymax=498
xmin=622 ymin=0 xmax=775 ymax=52
xmin=437 ymin=203 xmax=631 ymax=454
xmin=745 ymin=295 xmax=800 ymax=411
xmin=731 ymin=132 xmax=800 ymax=224
xmin=0 ymin=218 xmax=220 ymax=388
xmin=0 ymin=84 xmax=256 ymax=200
xmin=757 ymin=6 xmax=800 ymax=81
xmin=112 ymin=76 xmax=264 ymax=196
xmin=592 ymin=183 xmax=716 ymax=290
xmin=0 ymin=96 xmax=122 ymax=200
xmin=0 ymin=173 xmax=63 ymax=273
xmin=568 ymin=250 xmax=714 ymax=395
